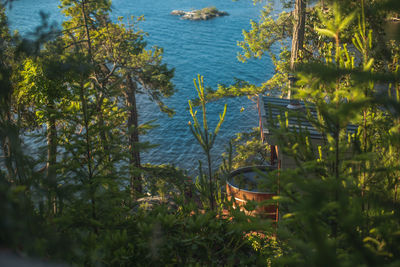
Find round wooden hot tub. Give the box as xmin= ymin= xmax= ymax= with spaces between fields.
xmin=226 ymin=165 xmax=278 ymax=220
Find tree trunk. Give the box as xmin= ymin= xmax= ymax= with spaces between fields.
xmin=46 ymin=111 xmax=57 ymax=215
xmin=2 ymin=110 xmax=24 ymax=183
xmin=2 ymin=135 xmax=15 ymax=181
xmin=81 ymin=1 xmax=112 ymax=165
xmin=79 ymin=82 xmax=97 ymax=229
xmin=96 ymin=94 xmax=112 ymax=163
xmin=290 ymin=0 xmax=306 ymax=71
xmin=207 ymin=153 xmax=215 ymax=210
xmin=288 ymin=0 xmax=306 ymax=99
xmin=126 ymin=75 xmax=142 ymax=195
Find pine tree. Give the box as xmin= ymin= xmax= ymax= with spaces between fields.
xmin=59 ymin=0 xmax=175 ymax=196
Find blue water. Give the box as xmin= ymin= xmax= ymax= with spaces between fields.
xmin=7 ymin=0 xmax=277 ymax=173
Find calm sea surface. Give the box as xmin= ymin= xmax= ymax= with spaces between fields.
xmin=7 ymin=0 xmax=279 ymax=174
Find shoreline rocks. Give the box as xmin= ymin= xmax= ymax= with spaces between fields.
xmin=171 ymin=7 xmax=229 ymax=21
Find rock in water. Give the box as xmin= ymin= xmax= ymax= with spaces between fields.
xmin=171 ymin=10 xmax=186 ymax=16
xmin=171 ymin=7 xmax=229 ymax=21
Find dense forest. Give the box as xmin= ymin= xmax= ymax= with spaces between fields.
xmin=1 ymin=0 xmax=400 ymax=266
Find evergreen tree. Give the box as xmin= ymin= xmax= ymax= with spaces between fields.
xmin=59 ymin=0 xmax=175 ymax=196
xmin=263 ymin=1 xmax=400 ymax=265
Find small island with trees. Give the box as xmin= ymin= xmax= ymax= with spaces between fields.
xmin=171 ymin=6 xmax=229 ymax=21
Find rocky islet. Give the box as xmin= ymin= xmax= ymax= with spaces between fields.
xmin=171 ymin=7 xmax=229 ymax=21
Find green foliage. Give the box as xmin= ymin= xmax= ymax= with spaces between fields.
xmin=3 ymin=0 xmax=400 ymax=266
xmin=86 ymin=200 xmax=271 ymax=266
xmin=189 ymin=6 xmax=225 ymax=20
xmin=255 ymin=1 xmax=400 ymax=265
xmin=238 ymin=2 xmax=291 ymax=62
xmin=141 ymin=164 xmax=188 ymax=197
xmin=194 ymin=6 xmax=219 ymax=17
xmin=0 ymin=1 xmax=280 ymax=265
xmin=189 ymin=75 xmax=227 ymax=150
xmin=247 ymin=233 xmax=286 ymax=267
xmin=189 ymin=75 xmax=227 ymax=210
xmin=202 ymin=6 xmax=218 ymax=15
xmin=222 ymin=127 xmax=270 ymax=170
